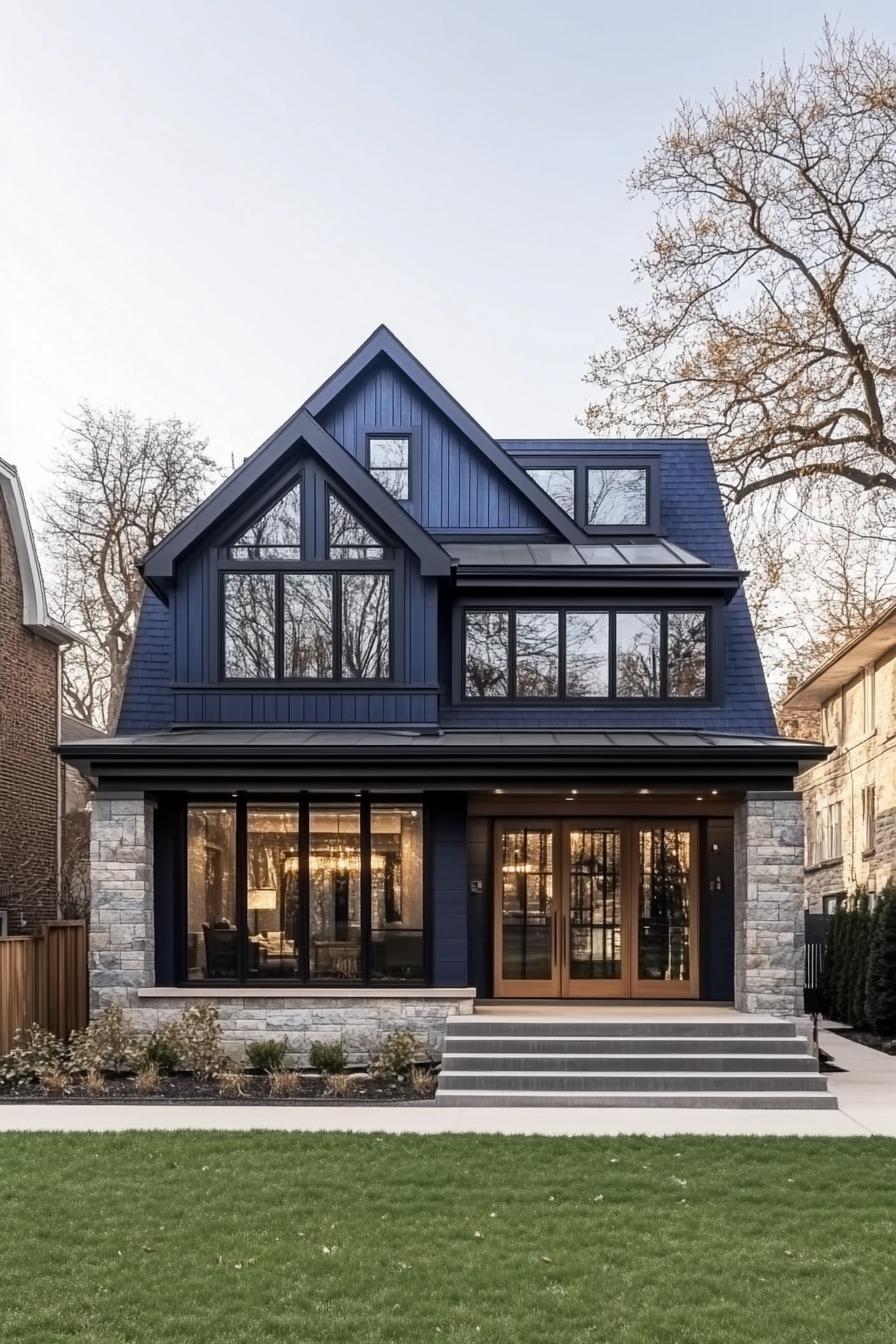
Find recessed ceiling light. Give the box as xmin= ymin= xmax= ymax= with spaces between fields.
xmin=570 ymin=789 xmax=578 ymax=795
xmin=565 ymin=796 xmax=575 ymax=802
xmin=711 ymin=789 xmax=719 ymax=796
xmin=638 ymin=788 xmax=650 ymax=795
xmin=696 ymin=795 xmax=704 ymax=802
xmin=494 ymin=788 xmax=504 ymax=795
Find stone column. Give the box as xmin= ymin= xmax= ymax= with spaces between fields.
xmin=89 ymin=793 xmax=155 ymax=1012
xmin=733 ymin=791 xmax=805 ymax=1018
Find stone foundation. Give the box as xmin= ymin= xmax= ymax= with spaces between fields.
xmin=734 ymin=791 xmax=805 ymax=1017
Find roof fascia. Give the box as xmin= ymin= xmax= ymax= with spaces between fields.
xmin=0 ymin=458 xmax=77 ymax=644
xmin=304 ymin=327 xmax=586 ymax=545
xmin=781 ymin=601 xmax=896 ymax=708
xmin=142 ymin=409 xmax=450 ymax=586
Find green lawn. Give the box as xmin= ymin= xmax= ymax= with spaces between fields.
xmin=0 ymin=1134 xmax=894 ymax=1343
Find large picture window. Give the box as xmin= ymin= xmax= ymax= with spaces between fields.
xmin=462 ymin=607 xmax=709 ymax=701
xmin=222 ymin=571 xmax=391 ymax=681
xmin=185 ymin=799 xmax=424 ymax=984
xmin=523 ymin=459 xmax=656 ymax=532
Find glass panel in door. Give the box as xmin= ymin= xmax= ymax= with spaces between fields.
xmin=566 ymin=828 xmax=625 ymax=993
xmin=309 ymin=807 xmax=362 ymax=980
xmin=496 ymin=826 xmax=558 ymax=994
xmin=636 ymin=826 xmax=697 ymax=995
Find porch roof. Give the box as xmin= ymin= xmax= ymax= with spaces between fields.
xmin=59 ymin=727 xmax=826 ymax=791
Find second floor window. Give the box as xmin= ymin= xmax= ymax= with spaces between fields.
xmin=813 ymin=801 xmax=843 ymax=865
xmin=368 ymin=437 xmax=410 ymax=500
xmin=462 ymin=607 xmax=707 ymax=701
xmin=862 ymin=785 xmax=876 ymax=853
xmin=223 ymin=571 xmax=390 ymax=681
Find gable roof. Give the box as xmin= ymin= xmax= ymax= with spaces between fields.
xmin=142 ymin=409 xmax=451 ymax=592
xmin=0 ymin=456 xmax=77 ymax=645
xmin=781 ymin=600 xmax=896 ymax=710
xmin=305 ymin=326 xmax=585 ymax=544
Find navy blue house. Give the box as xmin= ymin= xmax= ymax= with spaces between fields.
xmin=63 ymin=328 xmax=824 ymax=1058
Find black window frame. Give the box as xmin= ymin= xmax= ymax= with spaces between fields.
xmin=521 ymin=454 xmax=660 ymax=535
xmin=456 ymin=602 xmax=716 ymax=704
xmin=365 ymin=431 xmax=413 ymax=502
xmin=216 ymin=468 xmax=399 ymax=687
xmin=177 ymin=793 xmax=429 ymax=988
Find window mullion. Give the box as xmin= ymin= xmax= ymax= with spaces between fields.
xmin=333 ymin=574 xmax=343 ymax=678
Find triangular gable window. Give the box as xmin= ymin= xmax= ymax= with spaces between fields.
xmin=328 ymin=492 xmax=383 ymax=559
xmin=228 ymin=480 xmax=302 ymax=559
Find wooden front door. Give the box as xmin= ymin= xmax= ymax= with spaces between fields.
xmin=493 ymin=820 xmax=699 ymax=999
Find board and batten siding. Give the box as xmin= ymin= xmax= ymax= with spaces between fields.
xmin=322 ymin=364 xmax=548 ymax=533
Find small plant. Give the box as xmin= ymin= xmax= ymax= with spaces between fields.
xmin=369 ymin=1030 xmax=418 ymax=1082
xmin=268 ymin=1068 xmax=301 ymax=1098
xmin=410 ymin=1065 xmax=436 ymax=1099
xmin=175 ymin=1003 xmax=226 ymax=1081
xmin=142 ymin=1024 xmax=182 ymax=1073
xmin=69 ymin=1003 xmax=142 ymax=1076
xmin=325 ymin=1071 xmax=360 ymax=1099
xmin=38 ymin=1066 xmax=71 ymax=1095
xmin=84 ymin=1067 xmax=107 ymax=1096
xmin=246 ymin=1038 xmax=288 ymax=1074
xmin=0 ymin=1025 xmax=66 ymax=1086
xmin=134 ymin=1062 xmax=161 ymax=1095
xmin=308 ymin=1039 xmax=348 ymax=1076
xmin=218 ymin=1070 xmax=249 ymax=1099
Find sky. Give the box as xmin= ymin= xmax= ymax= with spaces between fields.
xmin=2 ymin=0 xmax=894 ymax=508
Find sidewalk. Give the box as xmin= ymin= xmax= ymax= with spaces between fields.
xmin=0 ymin=1028 xmax=892 ymax=1137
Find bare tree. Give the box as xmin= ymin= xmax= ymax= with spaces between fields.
xmin=584 ymin=25 xmax=896 ymax=508
xmin=40 ymin=404 xmax=218 ymax=729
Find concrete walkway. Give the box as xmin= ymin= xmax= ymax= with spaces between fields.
xmin=0 ymin=1028 xmax=892 ymax=1137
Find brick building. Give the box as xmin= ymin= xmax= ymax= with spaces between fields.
xmin=0 ymin=457 xmax=75 ymax=932
xmin=781 ymin=602 xmax=896 ymax=913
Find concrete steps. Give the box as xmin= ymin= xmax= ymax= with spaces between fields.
xmin=436 ymin=1016 xmax=837 ymax=1110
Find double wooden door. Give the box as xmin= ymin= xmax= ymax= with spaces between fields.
xmin=493 ymin=820 xmax=699 ymax=999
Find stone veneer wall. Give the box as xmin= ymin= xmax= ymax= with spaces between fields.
xmin=734 ymin=791 xmax=805 ymax=1017
xmin=90 ymin=793 xmax=472 ymax=1064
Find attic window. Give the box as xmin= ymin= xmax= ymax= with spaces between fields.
xmin=327 ymin=493 xmax=383 ymax=559
xmin=587 ymin=468 xmax=648 ymax=527
xmin=229 ymin=480 xmax=302 ymax=559
xmin=526 ymin=468 xmax=575 ymax=517
xmin=368 ymin=436 xmax=410 ymax=500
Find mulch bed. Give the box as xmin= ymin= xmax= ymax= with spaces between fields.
xmin=0 ymin=1071 xmax=435 ymax=1105
xmin=830 ymin=1027 xmax=896 ymax=1057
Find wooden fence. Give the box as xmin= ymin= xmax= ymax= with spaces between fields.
xmin=0 ymin=921 xmax=88 ymax=1054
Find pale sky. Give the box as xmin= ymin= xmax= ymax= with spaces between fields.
xmin=2 ymin=0 xmax=893 ymax=508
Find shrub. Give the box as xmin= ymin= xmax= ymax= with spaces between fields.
xmin=866 ymin=888 xmax=896 ymax=1037
xmin=134 ymin=1062 xmax=160 ymax=1095
xmin=84 ymin=1067 xmax=107 ymax=1096
xmin=308 ymin=1039 xmax=347 ymax=1075
xmin=175 ymin=1003 xmax=226 ymax=1081
xmin=410 ymin=1065 xmax=436 ymax=1098
xmin=38 ymin=1066 xmax=71 ymax=1095
xmin=218 ymin=1070 xmax=249 ymax=1099
xmin=0 ymin=1025 xmax=66 ymax=1086
xmin=848 ymin=893 xmax=873 ymax=1029
xmin=69 ymin=1003 xmax=142 ymax=1075
xmin=369 ymin=1030 xmax=418 ymax=1081
xmin=324 ymin=1072 xmax=360 ymax=1098
xmin=246 ymin=1038 xmax=288 ymax=1073
xmin=268 ymin=1068 xmax=301 ymax=1097
xmin=142 ymin=1024 xmax=182 ymax=1072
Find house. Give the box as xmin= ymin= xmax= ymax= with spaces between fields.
xmin=61 ymin=327 xmax=827 ymax=1063
xmin=0 ymin=457 xmax=76 ymax=933
xmin=781 ymin=602 xmax=896 ymax=914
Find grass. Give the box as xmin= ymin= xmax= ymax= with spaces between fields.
xmin=0 ymin=1133 xmax=895 ymax=1342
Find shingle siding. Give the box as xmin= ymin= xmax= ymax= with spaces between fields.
xmin=117 ymin=593 xmax=173 ymax=734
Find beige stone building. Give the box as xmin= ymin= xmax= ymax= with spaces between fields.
xmin=782 ymin=603 xmax=896 ymax=914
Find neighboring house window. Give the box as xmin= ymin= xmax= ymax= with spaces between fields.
xmin=462 ymin=607 xmax=707 ymax=700
xmin=862 ymin=785 xmax=876 ymax=853
xmin=185 ymin=799 xmax=424 ymax=984
xmin=587 ymin=467 xmax=648 ymax=527
xmin=0 ymin=910 xmax=7 ymax=936
xmin=525 ymin=468 xmax=576 ymax=517
xmin=813 ymin=802 xmax=842 ymax=864
xmin=368 ymin=437 xmax=410 ymax=500
xmin=229 ymin=481 xmax=302 ymax=559
xmin=863 ymin=666 xmax=876 ymax=734
xmin=823 ymin=893 xmax=846 ymax=916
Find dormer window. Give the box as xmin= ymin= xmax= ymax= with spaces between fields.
xmin=587 ymin=468 xmax=648 ymax=527
xmin=368 ymin=436 xmax=410 ymax=500
xmin=524 ymin=457 xmax=657 ymax=534
xmin=328 ymin=493 xmax=383 ymax=559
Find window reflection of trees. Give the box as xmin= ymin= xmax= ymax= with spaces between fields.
xmin=465 ymin=611 xmax=509 ymax=696
xmin=229 ymin=482 xmax=302 ymax=559
xmin=615 ymin=612 xmax=661 ymax=697
xmin=342 ymin=574 xmax=390 ymax=679
xmin=284 ymin=574 xmax=333 ymax=677
xmin=328 ymin=495 xmax=383 ymax=558
xmin=587 ymin=468 xmax=647 ymax=526
xmin=223 ymin=573 xmax=276 ymax=677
